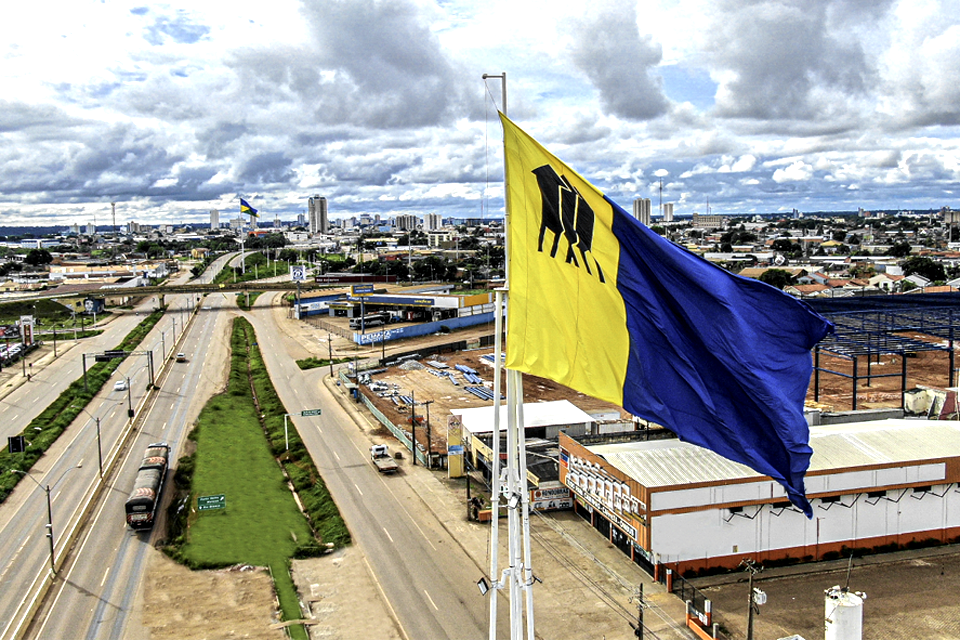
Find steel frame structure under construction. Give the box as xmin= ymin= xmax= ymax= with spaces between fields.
xmin=808 ymin=295 xmax=960 ymax=411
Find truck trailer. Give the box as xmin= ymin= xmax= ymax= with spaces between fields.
xmin=125 ymin=442 xmax=170 ymax=529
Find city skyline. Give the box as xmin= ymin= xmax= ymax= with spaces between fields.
xmin=2 ymin=0 xmax=959 ymax=227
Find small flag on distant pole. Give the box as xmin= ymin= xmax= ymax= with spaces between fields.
xmin=240 ymin=198 xmax=258 ymax=218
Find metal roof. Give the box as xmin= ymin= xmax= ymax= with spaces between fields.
xmin=452 ymin=399 xmax=596 ymax=435
xmin=585 ymin=419 xmax=960 ymax=489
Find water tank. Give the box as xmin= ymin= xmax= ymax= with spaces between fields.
xmin=824 ymin=586 xmax=866 ymax=640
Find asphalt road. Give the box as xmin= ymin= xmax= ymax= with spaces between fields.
xmin=244 ymin=291 xmax=510 ymax=639
xmin=0 ymin=294 xmax=174 ymax=640
xmin=30 ymin=289 xmax=227 ymax=640
xmin=4 ymin=256 xmax=508 ymax=640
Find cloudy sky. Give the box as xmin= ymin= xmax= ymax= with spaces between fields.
xmin=2 ymin=0 xmax=959 ymax=227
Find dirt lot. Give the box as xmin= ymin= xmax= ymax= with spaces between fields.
xmin=806 ymin=332 xmax=957 ymax=411
xmin=141 ymin=553 xmax=281 ymax=640
xmin=695 ymin=547 xmax=960 ymax=640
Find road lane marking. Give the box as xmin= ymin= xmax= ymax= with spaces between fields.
xmin=161 ymin=421 xmax=167 ymax=431
xmin=333 ymin=450 xmax=340 ymax=462
xmin=424 ymin=589 xmax=439 ymax=611
xmin=354 ymin=483 xmax=363 ymax=496
xmin=100 ymin=566 xmax=111 ymax=587
xmin=382 ymin=527 xmax=393 ymax=544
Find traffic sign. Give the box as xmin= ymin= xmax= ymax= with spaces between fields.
xmin=198 ymin=494 xmax=226 ymax=511
xmin=290 ymin=266 xmax=307 ymax=282
xmin=352 ymin=284 xmax=374 ymax=294
xmin=301 ymin=409 xmax=322 ymax=417
xmin=7 ymin=435 xmax=25 ymax=453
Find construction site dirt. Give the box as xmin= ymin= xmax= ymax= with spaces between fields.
xmin=807 ymin=333 xmax=956 ymax=412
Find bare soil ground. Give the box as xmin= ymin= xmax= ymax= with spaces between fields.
xmin=807 ymin=332 xmax=956 ymax=411
xmin=141 ymin=552 xmax=282 ymax=640
xmin=697 ymin=547 xmax=960 ymax=640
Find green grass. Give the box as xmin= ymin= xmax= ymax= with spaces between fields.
xmin=0 ymin=298 xmax=77 ymax=327
xmin=213 ymin=255 xmax=297 ymax=287
xmin=166 ymin=317 xmax=349 ymax=639
xmin=236 ymin=292 xmax=263 ymax=310
xmin=295 ymin=356 xmax=353 ymax=371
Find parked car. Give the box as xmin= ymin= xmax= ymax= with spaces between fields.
xmin=114 ymin=379 xmax=128 ymax=392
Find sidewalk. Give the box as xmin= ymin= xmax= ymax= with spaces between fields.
xmin=323 ymin=372 xmax=695 ymax=640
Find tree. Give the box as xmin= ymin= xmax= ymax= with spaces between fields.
xmin=849 ymin=264 xmax=876 ymax=278
xmin=902 ymin=256 xmax=946 ymax=282
xmin=889 ymin=241 xmax=912 ymax=258
xmin=758 ymin=268 xmax=796 ymax=290
xmin=24 ymin=248 xmax=53 ymax=266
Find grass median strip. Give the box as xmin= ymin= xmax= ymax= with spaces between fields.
xmin=165 ymin=316 xmax=348 ymax=638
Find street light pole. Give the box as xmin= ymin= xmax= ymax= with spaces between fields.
xmin=126 ymin=377 xmax=133 ymax=418
xmin=44 ymin=483 xmax=54 ymax=573
xmin=95 ymin=417 xmax=102 ymax=477
xmin=10 ymin=464 xmax=82 ymax=575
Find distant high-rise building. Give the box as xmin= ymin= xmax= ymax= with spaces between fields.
xmin=425 ymin=213 xmax=443 ymax=231
xmin=297 ymin=212 xmax=306 ymax=226
xmin=395 ymin=214 xmax=419 ymax=232
xmin=210 ymin=209 xmax=219 ymax=230
xmin=663 ymin=203 xmax=674 ymax=222
xmin=308 ymin=194 xmax=328 ymax=234
xmin=633 ymin=198 xmax=652 ymax=226
xmin=85 ymin=223 xmax=97 ymax=235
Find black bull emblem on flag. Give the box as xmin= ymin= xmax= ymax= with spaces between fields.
xmin=532 ymin=165 xmax=606 ymax=283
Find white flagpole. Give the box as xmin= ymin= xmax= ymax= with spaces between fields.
xmin=516 ymin=389 xmax=536 ymax=639
xmin=489 ymin=289 xmax=503 ymax=640
xmin=506 ymin=369 xmax=523 ymax=638
xmin=486 ymin=69 xmax=508 ymax=640
xmin=484 ymin=70 xmax=535 ymax=640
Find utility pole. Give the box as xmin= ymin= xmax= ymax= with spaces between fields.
xmin=410 ymin=390 xmax=416 ymax=466
xmin=423 ymin=399 xmax=434 ymax=469
xmin=328 ymin=333 xmax=334 ymax=377
xmin=629 ymin=584 xmax=645 ymax=638
xmin=741 ymin=559 xmax=763 ymax=640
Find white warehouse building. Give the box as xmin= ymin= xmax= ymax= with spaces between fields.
xmin=558 ymin=419 xmax=960 ymax=576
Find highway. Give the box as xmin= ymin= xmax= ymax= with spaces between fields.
xmin=2 ymin=254 xmax=506 ymax=639
xmin=0 ymin=262 xmax=229 ymax=640
xmin=0 ymin=297 xmax=170 ymax=639
xmin=243 ymin=292 xmax=508 ymax=639
xmin=29 ymin=289 xmax=228 ymax=640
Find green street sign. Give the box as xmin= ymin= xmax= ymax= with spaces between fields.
xmin=301 ymin=409 xmax=322 ymax=417
xmin=198 ymin=494 xmax=226 ymax=511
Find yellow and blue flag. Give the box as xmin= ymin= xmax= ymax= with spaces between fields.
xmin=240 ymin=198 xmax=258 ymax=218
xmin=501 ymin=113 xmax=832 ymax=516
